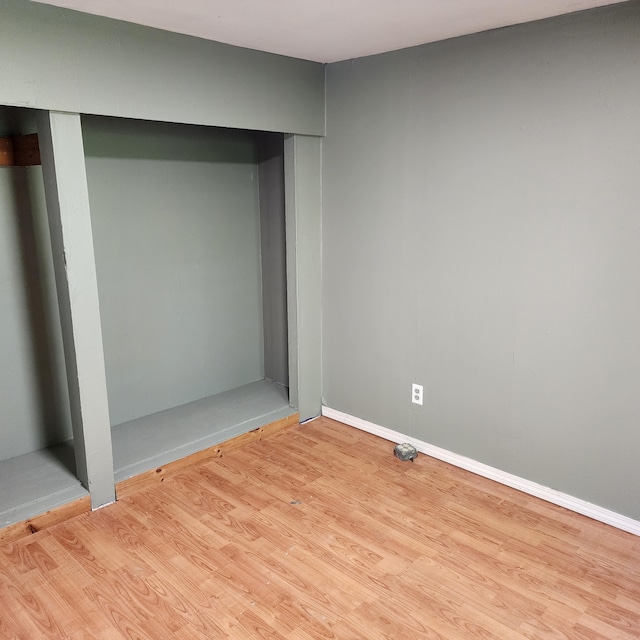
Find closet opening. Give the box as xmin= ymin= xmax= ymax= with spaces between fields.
xmin=0 ymin=106 xmax=86 ymax=528
xmin=82 ymin=116 xmax=294 ymax=482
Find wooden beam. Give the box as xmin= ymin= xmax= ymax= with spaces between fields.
xmin=0 ymin=134 xmax=41 ymax=166
xmin=0 ymin=137 xmax=15 ymax=166
xmin=13 ymin=133 xmax=41 ymax=166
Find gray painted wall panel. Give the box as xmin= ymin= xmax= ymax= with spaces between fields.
xmin=83 ymin=117 xmax=265 ymax=426
xmin=0 ymin=0 xmax=324 ymax=135
xmin=38 ymin=110 xmax=115 ymax=506
xmin=258 ymin=134 xmax=289 ymax=387
xmin=323 ymin=3 xmax=640 ymax=519
xmin=285 ymin=135 xmax=322 ymax=421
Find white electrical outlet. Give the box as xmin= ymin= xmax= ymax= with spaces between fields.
xmin=412 ymin=383 xmax=423 ymax=405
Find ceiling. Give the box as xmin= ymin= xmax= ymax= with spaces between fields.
xmin=32 ymin=0 xmax=628 ymax=63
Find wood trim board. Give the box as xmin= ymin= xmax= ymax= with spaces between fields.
xmin=0 ymin=134 xmax=41 ymax=166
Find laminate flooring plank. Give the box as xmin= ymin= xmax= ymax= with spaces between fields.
xmin=1 ymin=417 xmax=639 ymax=639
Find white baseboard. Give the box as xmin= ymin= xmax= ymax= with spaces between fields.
xmin=322 ymin=406 xmax=640 ymax=537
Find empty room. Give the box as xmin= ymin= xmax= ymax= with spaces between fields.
xmin=1 ymin=0 xmax=639 ymax=637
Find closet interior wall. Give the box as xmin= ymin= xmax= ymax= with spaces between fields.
xmin=257 ymin=132 xmax=288 ymax=389
xmin=83 ymin=117 xmax=265 ymax=424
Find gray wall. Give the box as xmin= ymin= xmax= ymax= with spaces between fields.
xmin=0 ymin=107 xmax=71 ymax=460
xmin=0 ymin=0 xmax=324 ymax=136
xmin=257 ymin=134 xmax=289 ymax=387
xmin=323 ymin=2 xmax=640 ymax=519
xmin=286 ymin=135 xmax=323 ymax=422
xmin=83 ymin=117 xmax=265 ymax=426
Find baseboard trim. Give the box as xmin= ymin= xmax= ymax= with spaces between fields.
xmin=322 ymin=406 xmax=640 ymax=537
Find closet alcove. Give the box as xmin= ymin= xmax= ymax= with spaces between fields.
xmin=0 ymin=106 xmax=86 ymax=527
xmin=82 ymin=116 xmax=294 ymax=483
xmin=1 ymin=109 xmax=297 ymax=528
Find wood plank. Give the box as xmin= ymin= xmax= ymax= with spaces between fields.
xmin=0 ymin=137 xmax=14 ymax=166
xmin=13 ymin=133 xmax=41 ymax=166
xmin=1 ymin=417 xmax=639 ymax=639
xmin=0 ymin=134 xmax=41 ymax=166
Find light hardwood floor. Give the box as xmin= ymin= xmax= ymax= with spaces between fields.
xmin=1 ymin=417 xmax=639 ymax=639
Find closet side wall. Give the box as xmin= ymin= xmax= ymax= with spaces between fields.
xmin=258 ymin=134 xmax=288 ymax=388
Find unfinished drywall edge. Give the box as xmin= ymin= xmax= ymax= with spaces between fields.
xmin=38 ymin=111 xmax=115 ymax=509
xmin=0 ymin=0 xmax=324 ymax=136
xmin=322 ymin=406 xmax=640 ymax=537
xmin=284 ymin=135 xmax=322 ymax=421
